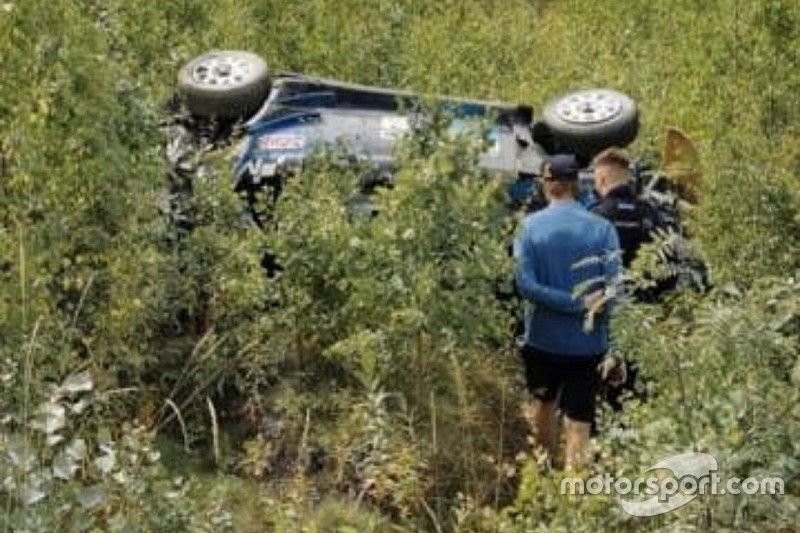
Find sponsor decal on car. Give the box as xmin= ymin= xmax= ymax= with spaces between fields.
xmin=258 ymin=133 xmax=306 ymax=151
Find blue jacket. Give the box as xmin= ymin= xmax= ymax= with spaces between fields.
xmin=514 ymin=200 xmax=621 ymax=357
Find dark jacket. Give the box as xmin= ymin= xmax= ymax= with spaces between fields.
xmin=592 ymin=184 xmax=662 ymax=268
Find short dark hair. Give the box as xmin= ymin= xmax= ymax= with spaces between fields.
xmin=543 ymin=178 xmax=578 ymax=198
xmin=593 ymin=147 xmax=631 ymax=169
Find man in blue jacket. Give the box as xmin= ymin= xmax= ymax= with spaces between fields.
xmin=514 ymin=154 xmax=621 ymax=470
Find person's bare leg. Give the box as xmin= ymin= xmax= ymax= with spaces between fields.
xmin=564 ymin=417 xmax=591 ymax=471
xmin=532 ymin=400 xmax=557 ymax=458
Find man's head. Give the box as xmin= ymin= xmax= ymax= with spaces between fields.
xmin=593 ymin=147 xmax=631 ymax=197
xmin=542 ymin=154 xmax=579 ymax=201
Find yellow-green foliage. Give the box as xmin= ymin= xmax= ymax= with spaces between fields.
xmin=1 ymin=0 xmax=798 ymax=531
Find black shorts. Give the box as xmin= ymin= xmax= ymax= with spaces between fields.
xmin=521 ymin=346 xmax=604 ymax=423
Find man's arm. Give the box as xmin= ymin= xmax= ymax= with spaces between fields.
xmin=513 ymin=222 xmax=586 ymax=315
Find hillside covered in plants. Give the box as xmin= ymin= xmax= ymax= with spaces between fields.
xmin=1 ymin=0 xmax=798 ymax=531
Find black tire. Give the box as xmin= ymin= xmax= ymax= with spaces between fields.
xmin=178 ymin=50 xmax=271 ymax=119
xmin=542 ymin=89 xmax=638 ymax=160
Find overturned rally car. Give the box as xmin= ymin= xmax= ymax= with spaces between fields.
xmin=166 ymin=50 xmax=703 ymax=284
xmin=168 ymin=51 xmax=677 ymax=218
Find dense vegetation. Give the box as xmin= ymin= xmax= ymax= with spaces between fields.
xmin=1 ymin=0 xmax=798 ymax=530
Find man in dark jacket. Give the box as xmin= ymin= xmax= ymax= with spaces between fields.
xmin=591 ymin=147 xmax=663 ymax=268
xmin=591 ymin=148 xmax=666 ymax=409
